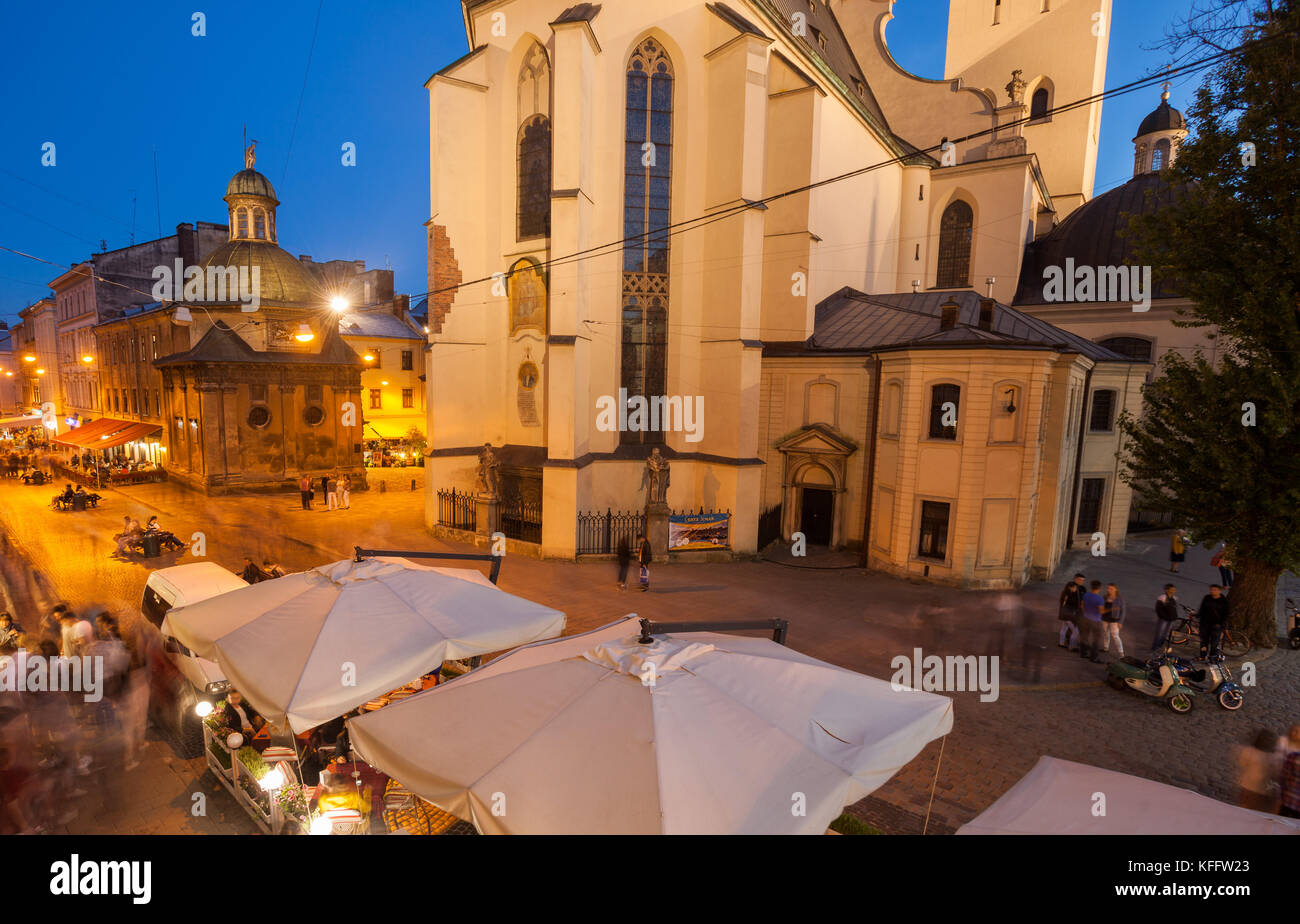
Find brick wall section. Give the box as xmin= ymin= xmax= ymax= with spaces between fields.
xmin=427 ymin=223 xmax=461 ymax=334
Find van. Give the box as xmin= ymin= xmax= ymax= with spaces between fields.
xmin=138 ymin=562 xmax=248 ymax=756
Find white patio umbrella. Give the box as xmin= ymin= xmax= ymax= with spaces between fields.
xmin=957 ymin=756 xmax=1300 ymax=835
xmin=347 ymin=616 xmax=953 ymax=834
xmin=163 ymin=557 xmax=565 ymax=733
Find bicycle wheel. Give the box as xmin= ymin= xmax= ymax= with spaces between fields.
xmin=1167 ymin=621 xmax=1190 ymax=646
xmin=1220 ymin=631 xmax=1250 ymax=658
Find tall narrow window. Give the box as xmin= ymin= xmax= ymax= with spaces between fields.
xmin=1088 ymin=389 xmax=1116 ymax=432
xmin=254 ymin=209 xmax=267 ymax=240
xmin=1152 ymin=138 xmax=1170 ymax=171
xmin=918 ymin=501 xmax=951 ymax=560
xmin=1077 ymin=479 xmax=1105 ymax=533
xmin=517 ymin=43 xmax=551 ymax=240
xmin=928 ymin=384 xmax=961 ymax=440
xmin=936 ymin=200 xmax=973 ymax=288
xmin=620 ymin=37 xmax=674 ymax=445
xmin=1030 ymin=87 xmax=1049 ymax=120
xmin=237 ymin=208 xmax=249 ymax=238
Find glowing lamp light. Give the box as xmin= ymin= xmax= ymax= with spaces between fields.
xmin=81 ymin=354 xmax=94 ymax=364
xmin=380 ymin=380 xmax=389 ymax=387
xmin=363 ymin=353 xmax=375 ymax=362
xmin=22 ymin=354 xmax=35 ymax=363
xmin=295 ymin=323 xmax=315 ymax=343
xmin=330 ymin=296 xmax=349 ymax=312
xmin=195 ymin=701 xmax=214 ymax=718
xmin=259 ymin=767 xmax=286 ymax=791
xmin=4 ymin=372 xmax=11 ymax=378
xmin=35 ymin=368 xmax=46 ymax=375
xmin=226 ymin=732 xmax=244 ymax=750
xmin=309 ymin=815 xmax=333 ymax=836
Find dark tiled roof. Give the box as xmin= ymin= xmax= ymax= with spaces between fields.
xmin=775 ymin=288 xmax=1130 ymax=362
xmin=1138 ymin=99 xmax=1186 ymax=136
xmin=1014 ymin=173 xmax=1186 ymax=304
xmin=553 ymin=3 xmax=601 ymax=24
xmin=155 ymin=320 xmax=362 ymax=367
xmin=763 ymin=0 xmax=890 ymax=132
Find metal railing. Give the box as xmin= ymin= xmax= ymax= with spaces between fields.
xmin=500 ymin=496 xmax=542 ymax=544
xmin=436 ymin=488 xmax=476 ymax=532
xmin=576 ymin=508 xmax=645 ymax=556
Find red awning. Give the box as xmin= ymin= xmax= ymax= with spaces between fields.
xmin=93 ymin=422 xmax=162 ymax=449
xmin=53 ymin=417 xmax=120 ymax=447
xmin=55 ymin=418 xmax=161 ymax=449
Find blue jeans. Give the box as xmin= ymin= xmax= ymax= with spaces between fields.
xmin=1151 ymin=619 xmax=1174 ymax=653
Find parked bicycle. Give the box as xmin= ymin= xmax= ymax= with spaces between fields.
xmin=1167 ymin=602 xmax=1250 ymax=658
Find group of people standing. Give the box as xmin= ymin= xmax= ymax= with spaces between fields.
xmin=298 ymin=473 xmax=352 ymax=511
xmin=1057 ymin=575 xmax=1129 ymax=661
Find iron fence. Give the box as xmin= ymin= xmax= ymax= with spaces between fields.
xmin=576 ymin=508 xmax=646 ymax=556
xmin=500 ymin=496 xmax=542 ymax=544
xmin=436 ymin=488 xmax=476 ymax=532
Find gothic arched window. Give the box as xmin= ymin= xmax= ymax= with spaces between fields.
xmin=1030 ymin=87 xmax=1049 ymax=120
xmin=620 ymin=37 xmax=674 ymax=445
xmin=518 ymin=116 xmax=552 ymax=239
xmin=936 ymin=200 xmax=973 ymax=288
xmin=517 ymin=43 xmax=551 ymax=240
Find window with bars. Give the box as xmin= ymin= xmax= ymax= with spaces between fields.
xmin=620 ymin=37 xmax=674 ymax=445
xmin=402 ymin=388 xmax=414 ymax=409
xmin=936 ymin=200 xmax=973 ymax=288
xmin=928 ymin=384 xmax=961 ymax=440
xmin=1077 ymin=478 xmax=1105 ymax=533
xmin=1088 ymin=389 xmax=1116 ymax=432
xmin=917 ymin=501 xmax=951 ymax=560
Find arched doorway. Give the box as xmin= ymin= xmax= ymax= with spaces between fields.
xmin=798 ymin=465 xmax=835 ymax=546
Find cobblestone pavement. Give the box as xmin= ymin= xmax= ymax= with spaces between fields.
xmin=1 ymin=461 xmax=1295 ymax=834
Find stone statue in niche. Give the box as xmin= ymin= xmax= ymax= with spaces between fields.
xmin=641 ymin=447 xmax=670 ymax=507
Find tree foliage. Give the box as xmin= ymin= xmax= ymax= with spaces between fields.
xmin=1122 ymin=0 xmax=1300 ymax=643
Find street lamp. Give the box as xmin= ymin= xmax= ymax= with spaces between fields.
xmin=81 ymin=354 xmax=94 ymax=364
xmin=22 ymin=354 xmax=35 ymax=363
xmin=330 ymin=296 xmax=349 ymax=312
xmin=295 ymin=323 xmax=315 ymax=343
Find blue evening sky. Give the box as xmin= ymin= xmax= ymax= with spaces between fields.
xmin=0 ymin=0 xmax=1197 ymax=325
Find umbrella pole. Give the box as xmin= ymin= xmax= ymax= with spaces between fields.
xmin=921 ymin=734 xmax=947 ymax=836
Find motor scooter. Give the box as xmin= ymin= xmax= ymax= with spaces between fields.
xmin=1170 ymin=653 xmax=1243 ymax=710
xmin=1105 ymin=650 xmax=1196 ymax=713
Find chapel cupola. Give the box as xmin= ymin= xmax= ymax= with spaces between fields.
xmin=225 ymin=141 xmax=280 ymax=243
xmin=1132 ymin=85 xmax=1188 ymax=177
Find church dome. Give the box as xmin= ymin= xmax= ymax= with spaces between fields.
xmin=1013 ymin=172 xmax=1187 ymax=304
xmin=225 ymin=168 xmax=279 ymax=203
xmin=1136 ymin=94 xmax=1186 ymax=138
xmin=196 ymin=238 xmax=316 ymax=306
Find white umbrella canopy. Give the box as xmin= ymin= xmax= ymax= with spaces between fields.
xmin=957 ymin=756 xmax=1300 ymax=835
xmin=163 ymin=557 xmax=565 ymax=733
xmin=348 ymin=617 xmax=954 ymax=834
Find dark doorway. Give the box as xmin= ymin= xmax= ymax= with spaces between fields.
xmin=800 ymin=488 xmax=834 ymax=546
xmin=1077 ymin=478 xmax=1105 ymax=534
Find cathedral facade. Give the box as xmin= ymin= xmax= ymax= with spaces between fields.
xmin=422 ymin=0 xmax=1197 ymax=585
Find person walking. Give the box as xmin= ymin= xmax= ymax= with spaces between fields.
xmin=1196 ymin=584 xmax=1230 ymax=660
xmin=299 ymin=474 xmax=312 ymax=510
xmin=1211 ymin=542 xmax=1235 ymax=589
xmin=340 ymin=474 xmax=352 ymax=510
xmin=320 ymin=474 xmax=330 ymax=504
xmin=636 ymin=533 xmax=652 ymax=592
xmin=1236 ymin=729 xmax=1282 ymax=813
xmin=1169 ymin=528 xmax=1188 ymax=573
xmin=1079 ymin=581 xmax=1105 ymax=662
xmin=326 ymin=474 xmax=339 ymax=511
xmin=1152 ymin=584 xmax=1179 ymax=654
xmin=1280 ymin=725 xmax=1300 ymax=819
xmin=1100 ymin=582 xmax=1126 ymax=658
xmin=1058 ymin=573 xmax=1085 ymax=651
xmin=615 ymin=535 xmax=631 ymax=590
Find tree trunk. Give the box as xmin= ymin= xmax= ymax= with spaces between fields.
xmin=1230 ymin=559 xmax=1281 ymax=650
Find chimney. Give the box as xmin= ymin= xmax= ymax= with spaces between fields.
xmin=939 ymin=299 xmax=960 ymax=331
xmin=393 ymin=294 xmax=410 ymax=317
xmin=978 ymin=298 xmax=995 ymax=331
xmin=175 ymin=222 xmax=197 ymax=268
